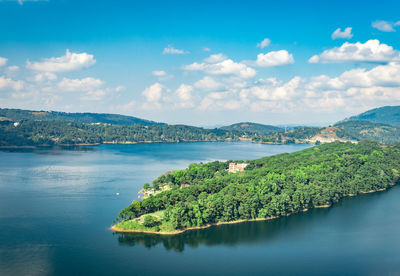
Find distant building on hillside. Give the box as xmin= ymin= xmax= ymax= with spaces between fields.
xmin=228 ymin=162 xmax=248 ymax=173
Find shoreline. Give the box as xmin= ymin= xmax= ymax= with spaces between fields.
xmin=111 ymin=186 xmax=391 ymax=236
xmin=0 ymin=140 xmax=313 ymax=149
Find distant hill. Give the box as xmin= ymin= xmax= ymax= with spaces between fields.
xmin=347 ymin=106 xmax=400 ymax=127
xmin=334 ymin=120 xmax=400 ymax=144
xmin=0 ymin=108 xmax=165 ymax=126
xmin=220 ymin=122 xmax=282 ymax=134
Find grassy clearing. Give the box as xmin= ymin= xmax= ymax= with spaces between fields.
xmin=113 ymin=210 xmax=176 ymax=233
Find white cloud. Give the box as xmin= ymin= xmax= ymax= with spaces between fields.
xmin=372 ymin=20 xmax=400 ymax=32
xmin=192 ymin=59 xmax=400 ymax=113
xmin=331 ymin=27 xmax=353 ymax=39
xmin=307 ymin=62 xmax=400 ymax=90
xmin=58 ymin=77 xmax=104 ymax=91
xmin=242 ymin=76 xmax=301 ymax=101
xmin=0 ymin=57 xmax=7 ymax=67
xmin=80 ymin=90 xmax=106 ymax=101
xmin=115 ymin=85 xmax=125 ymax=92
xmin=152 ymin=70 xmax=167 ymax=77
xmin=27 ymin=49 xmax=96 ymax=72
xmin=0 ymin=76 xmax=24 ymax=91
xmin=204 ymin=53 xmax=226 ymax=63
xmin=175 ymin=84 xmax=193 ymax=102
xmin=184 ymin=55 xmax=256 ymax=79
xmin=255 ymin=50 xmax=294 ymax=67
xmin=198 ymin=91 xmax=242 ymax=111
xmin=162 ymin=45 xmax=189 ymax=55
xmin=309 ymin=39 xmax=400 ymax=63
xmin=6 ymin=65 xmax=19 ymax=72
xmin=174 ymin=84 xmax=194 ymax=108
xmin=5 ymin=65 xmax=20 ymax=76
xmin=142 ymin=82 xmax=163 ymax=102
xmin=257 ymin=38 xmax=271 ymax=49
xmin=203 ymin=47 xmax=211 ymax=52
xmin=194 ymin=76 xmax=222 ymax=90
xmin=33 ymin=72 xmax=57 ymax=82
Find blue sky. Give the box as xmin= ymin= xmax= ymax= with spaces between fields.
xmin=1 ymin=0 xmax=400 ymax=126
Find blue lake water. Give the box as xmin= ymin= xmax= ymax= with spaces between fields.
xmin=1 ymin=142 xmax=400 ymax=275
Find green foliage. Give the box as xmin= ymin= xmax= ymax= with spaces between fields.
xmin=0 ymin=108 xmax=164 ymax=126
xmin=220 ymin=122 xmax=283 ymax=135
xmin=335 ymin=120 xmax=400 ymax=144
xmin=116 ymin=141 xmax=400 ymax=231
xmin=143 ymin=215 xmax=159 ymax=228
xmin=0 ymin=120 xmax=247 ymax=146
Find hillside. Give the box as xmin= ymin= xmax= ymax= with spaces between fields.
xmin=112 ymin=141 xmax=400 ymax=234
xmin=347 ymin=106 xmax=400 ymax=127
xmin=0 ymin=120 xmax=248 ymax=147
xmin=0 ymin=108 xmax=164 ymax=126
xmin=334 ymin=120 xmax=400 ymax=144
xmin=220 ymin=122 xmax=282 ymax=134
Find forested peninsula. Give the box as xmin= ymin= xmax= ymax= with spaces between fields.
xmin=112 ymin=141 xmax=400 ymax=234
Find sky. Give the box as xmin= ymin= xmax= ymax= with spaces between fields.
xmin=0 ymin=0 xmax=400 ymax=126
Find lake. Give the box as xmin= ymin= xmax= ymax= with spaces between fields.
xmin=1 ymin=142 xmax=400 ymax=275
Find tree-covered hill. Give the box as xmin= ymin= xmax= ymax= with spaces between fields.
xmin=113 ymin=141 xmax=400 ymax=234
xmin=220 ymin=122 xmax=282 ymax=134
xmin=334 ymin=120 xmax=400 ymax=144
xmin=0 ymin=108 xmax=164 ymax=126
xmin=0 ymin=120 xmax=246 ymax=147
xmin=346 ymin=106 xmax=400 ymax=127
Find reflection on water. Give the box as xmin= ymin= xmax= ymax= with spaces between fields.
xmin=116 ymin=207 xmax=333 ymax=252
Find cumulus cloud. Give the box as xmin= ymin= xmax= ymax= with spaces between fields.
xmin=331 ymin=27 xmax=353 ymax=39
xmin=307 ymin=62 xmax=400 ymax=90
xmin=193 ymin=59 xmax=400 ymax=113
xmin=203 ymin=47 xmax=211 ymax=52
xmin=0 ymin=76 xmax=24 ymax=91
xmin=58 ymin=77 xmax=104 ymax=91
xmin=33 ymin=72 xmax=57 ymax=82
xmin=142 ymin=82 xmax=163 ymax=102
xmin=257 ymin=38 xmax=271 ymax=48
xmin=0 ymin=57 xmax=7 ymax=67
xmin=204 ymin=53 xmax=226 ymax=63
xmin=174 ymin=84 xmax=194 ymax=108
xmin=152 ymin=70 xmax=167 ymax=77
xmin=175 ymin=84 xmax=193 ymax=101
xmin=194 ymin=76 xmax=222 ymax=90
xmin=309 ymin=39 xmax=400 ymax=63
xmin=184 ymin=54 xmax=256 ymax=79
xmin=26 ymin=49 xmax=96 ymax=72
xmin=372 ymin=20 xmax=400 ymax=32
xmin=255 ymin=50 xmax=294 ymax=67
xmin=162 ymin=45 xmax=189 ymax=55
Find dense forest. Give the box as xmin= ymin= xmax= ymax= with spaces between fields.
xmin=335 ymin=120 xmax=400 ymax=144
xmin=113 ymin=141 xmax=400 ymax=233
xmin=220 ymin=122 xmax=283 ymax=134
xmin=0 ymin=108 xmax=163 ymax=125
xmin=1 ymin=107 xmax=400 ymax=147
xmin=0 ymin=120 xmax=246 ymax=146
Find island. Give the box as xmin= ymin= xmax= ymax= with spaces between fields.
xmin=112 ymin=141 xmax=400 ymax=235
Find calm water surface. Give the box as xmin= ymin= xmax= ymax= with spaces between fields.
xmin=1 ymin=142 xmax=400 ymax=275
